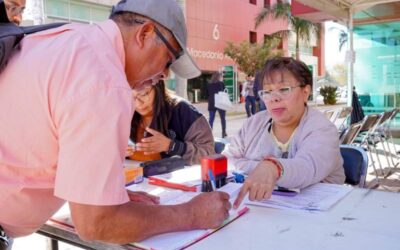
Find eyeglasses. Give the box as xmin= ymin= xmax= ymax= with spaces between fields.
xmin=4 ymin=2 xmax=25 ymax=16
xmin=133 ymin=19 xmax=183 ymax=68
xmin=133 ymin=87 xmax=153 ymax=103
xmin=258 ymin=85 xmax=303 ymax=101
xmin=136 ymin=70 xmax=165 ymax=90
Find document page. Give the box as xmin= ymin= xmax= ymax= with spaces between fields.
xmin=133 ymin=182 xmax=248 ymax=250
xmin=246 ymin=183 xmax=352 ymax=211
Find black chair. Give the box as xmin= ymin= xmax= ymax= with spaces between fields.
xmin=214 ymin=137 xmax=229 ymax=154
xmin=340 ymin=145 xmax=368 ymax=188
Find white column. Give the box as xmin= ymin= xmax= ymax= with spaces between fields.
xmin=175 ymin=76 xmax=188 ymax=100
xmin=25 ymin=0 xmax=45 ymax=25
xmin=347 ymin=7 xmax=354 ymax=107
xmin=174 ymin=0 xmax=189 ymax=100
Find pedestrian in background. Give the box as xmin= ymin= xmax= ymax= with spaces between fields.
xmin=243 ymin=75 xmax=256 ymax=117
xmin=206 ymin=72 xmax=227 ymax=138
xmin=253 ymin=70 xmax=266 ymax=112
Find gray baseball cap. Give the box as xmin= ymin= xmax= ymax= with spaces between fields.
xmin=111 ymin=0 xmax=201 ymax=79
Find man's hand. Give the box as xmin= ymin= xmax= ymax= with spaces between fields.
xmin=136 ymin=127 xmax=171 ymax=154
xmin=233 ymin=161 xmax=279 ymax=208
xmin=127 ymin=190 xmax=160 ymax=205
xmin=187 ymin=192 xmax=231 ymax=229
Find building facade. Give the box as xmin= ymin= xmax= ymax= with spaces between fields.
xmin=23 ymin=0 xmax=323 ymax=102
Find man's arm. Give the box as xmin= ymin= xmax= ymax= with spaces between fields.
xmin=69 ymin=191 xmax=231 ymax=244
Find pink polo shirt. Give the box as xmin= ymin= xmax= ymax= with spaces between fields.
xmin=0 ymin=20 xmax=132 ymax=237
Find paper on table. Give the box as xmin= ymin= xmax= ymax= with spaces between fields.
xmin=148 ymin=165 xmax=202 ymax=187
xmin=246 ymin=183 xmax=352 ymax=211
xmin=133 ymin=182 xmax=248 ymax=250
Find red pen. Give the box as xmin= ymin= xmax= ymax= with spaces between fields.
xmin=148 ymin=177 xmax=197 ymax=192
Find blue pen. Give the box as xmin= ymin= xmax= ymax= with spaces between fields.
xmin=208 ymin=169 xmax=217 ymax=191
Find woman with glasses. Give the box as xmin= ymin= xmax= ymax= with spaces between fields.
xmin=126 ymin=81 xmax=215 ymax=165
xmin=223 ymin=57 xmax=345 ymax=208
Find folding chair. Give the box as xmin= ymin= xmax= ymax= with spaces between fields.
xmin=340 ymin=122 xmax=362 ymax=145
xmin=323 ymin=109 xmax=336 ymax=121
xmin=340 ymin=145 xmax=368 ymax=188
xmin=353 ymin=114 xmax=383 ymax=180
xmin=334 ymin=106 xmax=352 ymax=131
xmin=375 ymin=109 xmax=399 ymax=173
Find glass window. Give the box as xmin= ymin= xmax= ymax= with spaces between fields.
xmin=250 ymin=31 xmax=257 ymax=44
xmin=45 ymin=0 xmax=111 ymax=23
xmin=354 ymin=21 xmax=400 ymax=116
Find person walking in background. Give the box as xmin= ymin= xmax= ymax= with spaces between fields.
xmin=243 ymin=75 xmax=256 ymax=117
xmin=206 ymin=72 xmax=227 ymax=138
xmin=253 ymin=70 xmax=266 ymax=112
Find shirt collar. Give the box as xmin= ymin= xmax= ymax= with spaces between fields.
xmin=95 ymin=20 xmax=126 ymax=69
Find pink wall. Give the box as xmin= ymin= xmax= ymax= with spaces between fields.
xmin=186 ymin=0 xmax=288 ymax=72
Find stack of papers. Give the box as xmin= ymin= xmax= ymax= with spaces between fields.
xmin=246 ymin=183 xmax=352 ymax=211
xmin=132 ymin=182 xmax=248 ymax=250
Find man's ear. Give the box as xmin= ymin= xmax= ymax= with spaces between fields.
xmin=135 ymin=21 xmax=156 ymax=49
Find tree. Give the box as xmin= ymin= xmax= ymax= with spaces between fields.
xmin=330 ymin=64 xmax=347 ymax=86
xmin=329 ymin=27 xmax=348 ymax=52
xmin=254 ymin=2 xmax=319 ymax=60
xmin=224 ymin=40 xmax=283 ymax=76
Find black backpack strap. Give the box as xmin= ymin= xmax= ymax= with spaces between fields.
xmin=0 ymin=22 xmax=67 ymax=73
xmin=22 ymin=22 xmax=67 ymax=34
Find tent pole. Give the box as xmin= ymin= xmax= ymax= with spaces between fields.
xmin=347 ymin=6 xmax=355 ymax=107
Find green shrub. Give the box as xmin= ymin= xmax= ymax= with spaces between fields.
xmin=320 ymin=86 xmax=338 ymax=105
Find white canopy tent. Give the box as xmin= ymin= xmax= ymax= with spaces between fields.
xmin=294 ymin=0 xmax=400 ymax=106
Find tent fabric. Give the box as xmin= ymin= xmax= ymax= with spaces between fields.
xmin=351 ymin=90 xmax=365 ymax=124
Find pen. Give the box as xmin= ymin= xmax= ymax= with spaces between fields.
xmin=148 ymin=177 xmax=197 ymax=192
xmin=272 ymin=187 xmax=298 ymax=197
xmin=208 ymin=169 xmax=217 ymax=191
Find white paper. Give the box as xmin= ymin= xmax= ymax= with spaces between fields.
xmin=133 ymin=182 xmax=246 ymax=250
xmin=246 ymin=183 xmax=352 ymax=211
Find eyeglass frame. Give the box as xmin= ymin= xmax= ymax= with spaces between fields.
xmin=133 ymin=19 xmax=183 ymax=68
xmin=258 ymin=85 xmax=305 ymax=101
xmin=133 ymin=87 xmax=154 ymax=103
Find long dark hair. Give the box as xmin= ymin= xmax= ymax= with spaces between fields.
xmin=130 ymin=81 xmax=177 ymax=142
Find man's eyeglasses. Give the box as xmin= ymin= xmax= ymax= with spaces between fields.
xmin=258 ymin=85 xmax=303 ymax=101
xmin=133 ymin=19 xmax=183 ymax=68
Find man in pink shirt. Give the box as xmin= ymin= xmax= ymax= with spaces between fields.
xmin=0 ymin=0 xmax=230 ymax=247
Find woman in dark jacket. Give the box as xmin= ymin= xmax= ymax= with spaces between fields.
xmin=206 ymin=72 xmax=227 ymax=138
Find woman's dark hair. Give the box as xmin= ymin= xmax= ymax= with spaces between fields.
xmin=130 ymin=81 xmax=177 ymax=142
xmin=210 ymin=72 xmax=222 ymax=83
xmin=260 ymin=57 xmax=312 ymax=89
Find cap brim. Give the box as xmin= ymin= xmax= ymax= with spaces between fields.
xmin=170 ymin=46 xmax=201 ymax=79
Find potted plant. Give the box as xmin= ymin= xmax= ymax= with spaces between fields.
xmin=319 ymin=86 xmax=338 ymax=105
